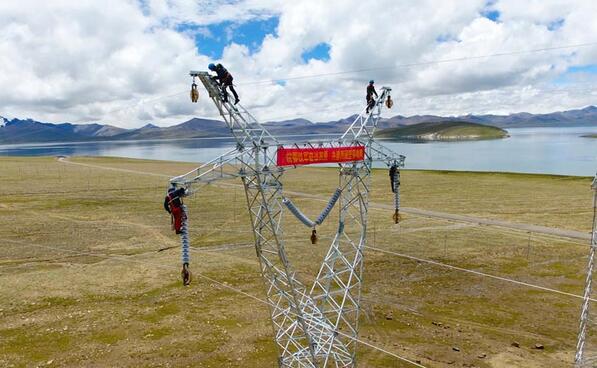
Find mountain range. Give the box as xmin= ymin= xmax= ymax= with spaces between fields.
xmin=1 ymin=105 xmax=596 ymax=144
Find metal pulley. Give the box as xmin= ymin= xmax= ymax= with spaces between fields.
xmin=310 ymin=228 xmax=318 ymax=245
xmin=393 ymin=209 xmax=401 ymax=224
xmin=190 ymin=76 xmax=199 ymax=103
xmin=181 ymin=263 xmax=192 ymax=286
xmin=386 ymin=95 xmax=393 ymax=109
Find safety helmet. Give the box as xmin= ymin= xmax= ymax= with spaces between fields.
xmin=369 ymin=80 xmax=374 ymax=84
xmin=208 ymin=63 xmax=216 ymax=71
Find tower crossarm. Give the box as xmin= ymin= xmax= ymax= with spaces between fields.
xmin=369 ymin=141 xmax=406 ymax=167
xmin=169 ymin=148 xmax=249 ymax=193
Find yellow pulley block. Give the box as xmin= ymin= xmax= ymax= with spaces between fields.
xmin=393 ymin=209 xmax=401 ymax=224
xmin=181 ymin=263 xmax=192 ymax=286
xmin=190 ymin=83 xmax=199 ymax=103
xmin=310 ymin=228 xmax=318 ymax=245
xmin=386 ymin=96 xmax=394 ymax=109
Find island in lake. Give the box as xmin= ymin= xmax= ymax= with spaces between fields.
xmin=375 ymin=121 xmax=509 ymax=142
xmin=581 ymin=134 xmax=597 ymax=138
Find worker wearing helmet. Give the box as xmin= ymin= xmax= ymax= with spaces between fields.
xmin=366 ymin=80 xmax=378 ymax=113
xmin=208 ymin=63 xmax=240 ymax=105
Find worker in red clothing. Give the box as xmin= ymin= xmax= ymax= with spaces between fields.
xmin=366 ymin=80 xmax=378 ymax=113
xmin=164 ymin=186 xmax=187 ymax=234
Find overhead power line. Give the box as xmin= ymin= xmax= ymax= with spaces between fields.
xmin=238 ymin=42 xmax=597 ymax=86
xmin=92 ymin=41 xmax=597 ymax=122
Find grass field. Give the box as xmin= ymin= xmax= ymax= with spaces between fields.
xmin=0 ymin=156 xmax=595 ymax=367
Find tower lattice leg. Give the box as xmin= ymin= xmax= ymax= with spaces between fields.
xmin=242 ymin=168 xmax=319 ymax=367
xmin=310 ymin=161 xmax=371 ymax=367
xmin=575 ymin=175 xmax=597 ymax=367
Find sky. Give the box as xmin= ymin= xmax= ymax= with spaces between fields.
xmin=0 ymin=0 xmax=596 ymax=128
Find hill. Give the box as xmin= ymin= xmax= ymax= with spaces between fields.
xmin=375 ymin=121 xmax=509 ymax=141
xmin=380 ymin=105 xmax=597 ymax=129
xmin=264 ymin=115 xmax=356 ymax=135
xmin=105 ymin=118 xmax=229 ymax=140
xmin=0 ymin=118 xmax=127 ymax=144
xmin=0 ymin=117 xmax=227 ymax=144
xmin=0 ymin=105 xmax=595 ymax=144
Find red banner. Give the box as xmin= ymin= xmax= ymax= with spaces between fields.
xmin=276 ymin=145 xmax=365 ymax=166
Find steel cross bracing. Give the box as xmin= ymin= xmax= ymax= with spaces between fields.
xmin=170 ymin=71 xmax=405 ymax=367
xmin=575 ymin=173 xmax=597 ymax=368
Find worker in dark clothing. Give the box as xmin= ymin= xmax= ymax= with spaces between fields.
xmin=389 ymin=164 xmax=398 ymax=193
xmin=366 ymin=80 xmax=378 ymax=113
xmin=208 ymin=63 xmax=240 ymax=104
xmin=164 ymin=186 xmax=187 ymax=234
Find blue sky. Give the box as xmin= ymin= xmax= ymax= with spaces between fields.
xmin=553 ymin=64 xmax=597 ymax=84
xmin=567 ymin=65 xmax=597 ymax=74
xmin=481 ymin=9 xmax=500 ymax=22
xmin=180 ymin=16 xmax=279 ymax=59
xmin=301 ymin=43 xmax=331 ymax=62
xmin=548 ymin=18 xmax=565 ymax=31
xmin=178 ymin=16 xmax=331 ymax=63
xmin=481 ymin=0 xmax=500 ymax=21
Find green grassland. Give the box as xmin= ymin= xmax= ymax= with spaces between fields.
xmin=0 ymin=156 xmax=595 ymax=367
xmin=376 ymin=122 xmax=509 ymax=141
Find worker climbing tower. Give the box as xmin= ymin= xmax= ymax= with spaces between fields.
xmin=168 ymin=71 xmax=405 ymax=367
xmin=575 ymin=173 xmax=597 ymax=367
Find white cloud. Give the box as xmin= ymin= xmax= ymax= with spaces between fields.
xmin=0 ymin=0 xmax=595 ymax=128
xmin=142 ymin=0 xmax=282 ymax=27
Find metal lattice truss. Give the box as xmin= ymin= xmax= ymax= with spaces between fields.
xmin=170 ymin=71 xmax=405 ymax=367
xmin=575 ymin=173 xmax=597 ymax=367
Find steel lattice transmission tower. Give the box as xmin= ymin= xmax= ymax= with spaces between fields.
xmin=169 ymin=71 xmax=405 ymax=367
xmin=575 ymin=173 xmax=597 ymax=367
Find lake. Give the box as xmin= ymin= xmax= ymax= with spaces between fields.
xmin=0 ymin=127 xmax=595 ymax=177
